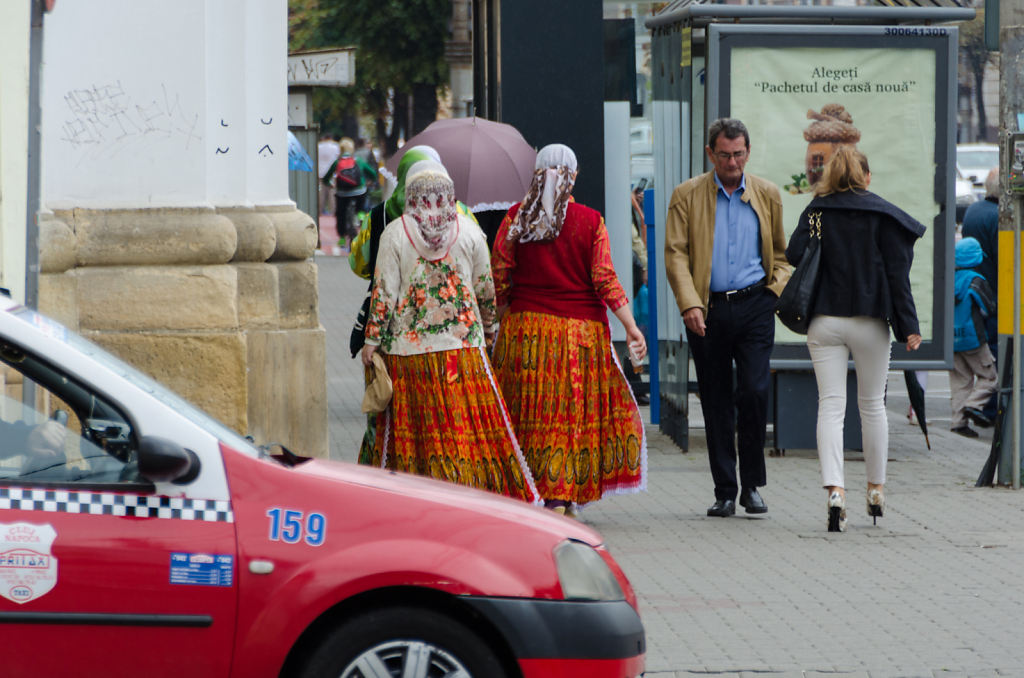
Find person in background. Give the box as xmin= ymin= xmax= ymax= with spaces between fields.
xmin=491 ymin=143 xmax=647 ymax=517
xmin=950 ymin=236 xmax=997 ymax=438
xmin=332 ymin=137 xmax=378 ymax=253
xmin=361 ymin=161 xmax=537 ymax=503
xmin=961 ymin=168 xmax=1000 ymax=421
xmin=786 ymin=145 xmax=923 ymax=532
xmin=664 ymin=117 xmax=789 ymax=518
xmin=626 ymin=182 xmax=650 ymax=405
xmin=354 ymin=137 xmax=381 ymax=211
xmin=317 ymin=132 xmax=340 ymax=216
xmin=631 ymin=183 xmax=648 ymax=296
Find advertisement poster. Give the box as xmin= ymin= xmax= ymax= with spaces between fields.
xmin=728 ymin=46 xmax=938 ymax=344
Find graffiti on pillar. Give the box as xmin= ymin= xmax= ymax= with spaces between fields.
xmin=58 ymin=81 xmax=201 ymax=155
xmin=258 ymin=115 xmax=274 ymax=157
xmin=215 ymin=119 xmax=230 ymax=155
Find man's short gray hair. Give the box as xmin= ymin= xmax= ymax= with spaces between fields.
xmin=707 ymin=118 xmax=750 ymax=151
xmin=985 ymin=168 xmax=999 ymax=199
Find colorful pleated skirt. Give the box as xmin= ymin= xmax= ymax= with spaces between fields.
xmin=492 ymin=311 xmax=647 ymax=507
xmin=369 ymin=346 xmax=539 ymax=504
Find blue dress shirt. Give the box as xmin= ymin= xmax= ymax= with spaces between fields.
xmin=708 ymin=173 xmax=764 ymax=293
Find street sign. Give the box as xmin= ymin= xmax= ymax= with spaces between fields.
xmin=287 ymin=48 xmax=356 ymax=88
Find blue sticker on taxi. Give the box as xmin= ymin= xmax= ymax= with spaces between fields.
xmin=170 ymin=552 xmax=234 ymax=587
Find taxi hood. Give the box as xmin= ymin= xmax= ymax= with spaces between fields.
xmin=295 ymin=457 xmax=605 ymax=546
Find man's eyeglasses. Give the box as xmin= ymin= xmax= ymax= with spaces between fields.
xmin=714 ymin=150 xmax=748 ymax=161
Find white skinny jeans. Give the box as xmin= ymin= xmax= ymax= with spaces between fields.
xmin=807 ymin=315 xmax=891 ymax=489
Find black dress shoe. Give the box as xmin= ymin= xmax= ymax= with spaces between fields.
xmin=707 ymin=499 xmax=736 ymax=517
xmin=739 ymin=488 xmax=768 ymax=514
xmin=964 ymin=407 xmax=993 ymax=428
xmin=951 ymin=425 xmax=979 ymax=438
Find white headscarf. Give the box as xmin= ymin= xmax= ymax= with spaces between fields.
xmin=402 ymin=160 xmax=459 ymax=259
xmin=507 ymin=143 xmax=578 ymax=243
xmin=380 ymin=145 xmax=444 ymax=203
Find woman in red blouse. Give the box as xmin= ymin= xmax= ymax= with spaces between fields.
xmin=491 ymin=144 xmax=648 ymax=516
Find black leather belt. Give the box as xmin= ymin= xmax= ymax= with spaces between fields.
xmin=709 ymin=279 xmax=766 ymax=303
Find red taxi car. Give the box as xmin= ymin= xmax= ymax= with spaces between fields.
xmin=0 ymin=298 xmax=645 ymax=678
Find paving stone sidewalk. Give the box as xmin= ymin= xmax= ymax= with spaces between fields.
xmin=318 ymin=256 xmax=1024 ymax=678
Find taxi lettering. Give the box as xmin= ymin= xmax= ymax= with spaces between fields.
xmin=266 ymin=507 xmax=326 ymax=546
xmin=0 ymin=550 xmax=50 ymax=568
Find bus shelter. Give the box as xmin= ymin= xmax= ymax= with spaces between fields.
xmin=643 ymin=0 xmax=974 ymax=451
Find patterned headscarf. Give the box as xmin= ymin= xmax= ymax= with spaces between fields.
xmin=507 ymin=143 xmax=578 ymax=243
xmin=403 ymin=160 xmax=459 ymax=257
xmin=384 ymin=146 xmax=439 ymax=222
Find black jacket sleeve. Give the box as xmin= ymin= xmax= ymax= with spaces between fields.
xmin=786 ymin=211 xmax=811 ymax=266
xmin=878 ymin=218 xmax=920 ymax=341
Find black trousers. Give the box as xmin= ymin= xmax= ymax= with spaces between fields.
xmin=687 ymin=286 xmax=775 ymax=501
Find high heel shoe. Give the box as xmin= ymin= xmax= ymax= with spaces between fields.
xmin=827 ymin=491 xmax=847 ymax=533
xmin=867 ymin=487 xmax=885 ymax=525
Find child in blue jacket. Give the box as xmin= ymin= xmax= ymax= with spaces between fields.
xmin=951 ymin=236 xmax=997 ymax=437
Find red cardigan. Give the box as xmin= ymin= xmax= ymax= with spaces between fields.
xmin=492 ymin=201 xmax=628 ymax=324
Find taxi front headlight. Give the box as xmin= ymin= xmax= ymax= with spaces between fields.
xmin=554 ymin=539 xmax=625 ymax=601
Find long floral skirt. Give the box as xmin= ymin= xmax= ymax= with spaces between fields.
xmin=369 ymin=346 xmax=539 ymax=503
xmin=492 ymin=311 xmax=646 ymax=507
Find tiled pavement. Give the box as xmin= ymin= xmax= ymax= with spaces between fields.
xmin=317 ymin=252 xmax=1024 ymax=678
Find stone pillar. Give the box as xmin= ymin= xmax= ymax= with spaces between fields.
xmin=0 ymin=2 xmax=31 ymax=300
xmin=39 ymin=0 xmax=327 ymax=458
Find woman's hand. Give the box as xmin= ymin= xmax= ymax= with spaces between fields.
xmin=906 ymin=334 xmax=922 ymax=351
xmin=361 ymin=343 xmax=378 ymax=366
xmin=626 ymin=325 xmax=647 ymax=361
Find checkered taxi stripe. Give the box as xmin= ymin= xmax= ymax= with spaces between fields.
xmin=0 ymin=487 xmax=234 ymax=523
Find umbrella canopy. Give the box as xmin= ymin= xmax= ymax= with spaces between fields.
xmin=385 ymin=117 xmax=537 ymax=213
xmin=904 ymin=370 xmax=930 ymax=450
xmin=287 ymin=131 xmax=314 ymax=172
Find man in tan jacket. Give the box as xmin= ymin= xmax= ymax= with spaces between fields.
xmin=665 ymin=118 xmax=789 ymax=518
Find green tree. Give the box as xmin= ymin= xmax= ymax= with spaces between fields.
xmin=288 ymin=0 xmax=450 ymax=155
xmin=960 ymin=9 xmax=995 ymax=141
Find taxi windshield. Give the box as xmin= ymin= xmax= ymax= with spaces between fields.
xmin=12 ymin=306 xmax=261 ymax=457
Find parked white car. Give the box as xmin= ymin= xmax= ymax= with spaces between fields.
xmin=957 ymin=143 xmax=999 ymax=198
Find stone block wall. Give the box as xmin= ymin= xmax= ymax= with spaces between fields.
xmin=37 ymin=205 xmax=328 ymax=458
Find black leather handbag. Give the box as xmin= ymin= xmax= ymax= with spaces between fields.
xmin=775 ymin=210 xmax=822 ymax=334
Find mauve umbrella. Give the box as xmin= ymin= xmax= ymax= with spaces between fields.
xmin=904 ymin=369 xmax=930 ymax=450
xmin=385 ymin=117 xmax=537 ymax=213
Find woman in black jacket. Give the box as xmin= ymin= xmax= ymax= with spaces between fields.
xmin=786 ymin=145 xmax=924 ymax=532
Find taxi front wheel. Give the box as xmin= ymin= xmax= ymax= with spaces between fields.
xmin=300 ymin=605 xmax=510 ymax=678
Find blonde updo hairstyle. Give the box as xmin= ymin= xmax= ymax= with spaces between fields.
xmin=814 ymin=144 xmax=870 ymax=197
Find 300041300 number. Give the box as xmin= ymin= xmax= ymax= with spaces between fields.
xmin=883 ymin=26 xmax=947 ymax=37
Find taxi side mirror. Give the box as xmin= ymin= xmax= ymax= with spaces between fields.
xmin=138 ymin=436 xmax=201 ymax=484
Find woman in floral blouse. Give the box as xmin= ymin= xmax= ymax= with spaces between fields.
xmin=491 ymin=144 xmax=648 ymax=516
xmin=361 ymin=161 xmax=538 ymax=502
